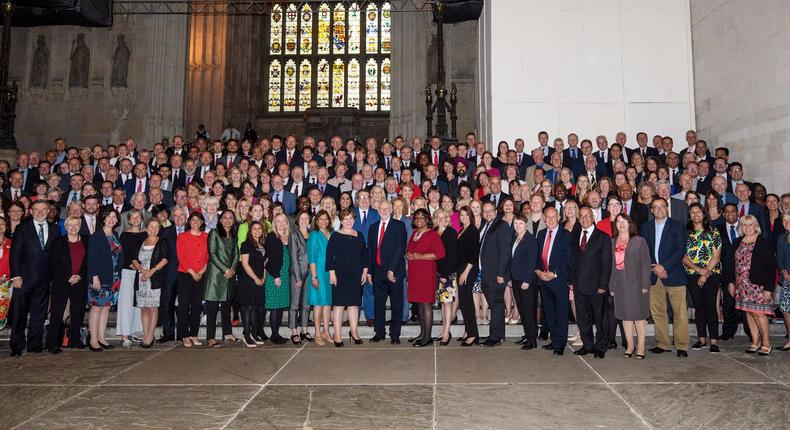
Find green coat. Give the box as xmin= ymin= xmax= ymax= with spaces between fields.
xmin=203 ymin=229 xmax=239 ymax=301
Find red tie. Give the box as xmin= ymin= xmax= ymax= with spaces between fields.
xmin=739 ymin=204 xmax=745 ymax=217
xmin=580 ymin=230 xmax=588 ymax=251
xmin=542 ymin=229 xmax=553 ymax=271
xmin=287 ymin=151 xmax=292 ymax=165
xmin=227 ymin=156 xmax=232 ymax=168
xmin=376 ymin=221 xmax=386 ymax=265
xmin=13 ymin=190 xmax=18 ymax=200
xmin=433 ymin=151 xmax=439 ymax=166
xmin=623 ymin=203 xmax=628 ymax=214
xmin=136 ymin=180 xmax=143 ymax=193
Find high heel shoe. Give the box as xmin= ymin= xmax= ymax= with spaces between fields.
xmin=300 ymin=333 xmax=314 ymax=342
xmin=351 ymin=336 xmax=363 ymax=345
xmin=461 ymin=337 xmax=479 ymax=347
xmin=758 ymin=346 xmax=772 ymax=356
xmin=251 ymin=334 xmax=266 ymax=345
xmin=745 ymin=344 xmax=760 ymax=353
xmin=243 ymin=335 xmax=258 ymax=348
xmin=636 ymin=354 xmax=645 ymax=360
xmin=334 ymin=340 xmax=344 ymax=348
xmin=623 ymin=350 xmax=634 ymax=358
xmin=98 ymin=341 xmax=115 ymax=349
xmin=439 ymin=337 xmax=451 ymax=346
xmin=413 ymin=338 xmax=433 ymax=348
xmin=291 ymin=335 xmax=302 ymax=345
xmin=190 ymin=337 xmax=203 ymax=346
xmin=89 ymin=343 xmax=103 ymax=352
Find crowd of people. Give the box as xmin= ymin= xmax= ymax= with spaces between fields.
xmin=2 ymin=129 xmax=789 ymax=359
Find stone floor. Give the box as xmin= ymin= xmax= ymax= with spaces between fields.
xmin=1 ymin=335 xmax=788 ymax=429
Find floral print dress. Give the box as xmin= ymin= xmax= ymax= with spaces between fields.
xmin=734 ymin=241 xmax=773 ymax=315
xmin=88 ymin=235 xmax=122 ymax=307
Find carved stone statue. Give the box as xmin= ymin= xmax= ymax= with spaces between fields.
xmin=69 ymin=33 xmax=90 ymax=88
xmin=29 ymin=35 xmax=50 ymax=88
xmin=111 ymin=34 xmax=130 ymax=88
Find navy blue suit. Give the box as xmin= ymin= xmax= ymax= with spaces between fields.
xmin=9 ymin=220 xmax=60 ymax=353
xmin=510 ymin=233 xmax=539 ymax=343
xmin=535 ymin=227 xmax=573 ymax=350
xmin=271 ymin=189 xmax=296 ymax=215
xmin=354 ymin=207 xmax=380 ymax=320
xmin=641 ymin=218 xmax=686 ymax=286
xmin=367 ymin=218 xmax=407 ymax=339
xmin=158 ymin=224 xmax=180 ymax=338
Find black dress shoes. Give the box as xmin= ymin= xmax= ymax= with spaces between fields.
xmin=593 ymin=351 xmax=606 ymax=359
xmin=413 ymin=338 xmax=433 ymax=347
xmin=10 ymin=350 xmax=22 ymax=357
xmin=608 ymin=342 xmax=618 ymax=350
xmin=542 ymin=343 xmax=554 ymax=350
xmin=157 ymin=335 xmax=175 ymax=344
xmin=538 ymin=328 xmax=549 ymax=340
xmin=677 ymin=350 xmax=688 ymax=358
xmin=521 ymin=342 xmax=537 ymax=350
xmin=553 ymin=349 xmax=564 ymax=356
xmin=391 ymin=338 xmax=401 ymax=345
xmin=650 ymin=346 xmax=672 ymax=354
xmin=574 ymin=348 xmax=590 ymax=356
xmin=461 ymin=338 xmax=479 ymax=347
xmin=481 ymin=339 xmax=502 ymax=347
xmin=370 ymin=334 xmax=385 ymax=343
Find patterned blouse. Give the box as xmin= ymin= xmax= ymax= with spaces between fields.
xmin=685 ymin=228 xmax=722 ymax=275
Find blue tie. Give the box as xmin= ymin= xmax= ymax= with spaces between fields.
xmin=729 ymin=225 xmax=736 ymax=242
xmin=571 ymin=149 xmax=577 ymax=158
xmin=37 ymin=223 xmax=45 ymax=249
xmin=274 ymin=193 xmax=279 ymax=203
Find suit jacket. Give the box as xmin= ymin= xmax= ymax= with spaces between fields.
xmin=641 ymin=218 xmax=686 ymax=286
xmin=48 ymin=234 xmax=88 ymax=289
xmin=624 ymin=201 xmax=649 ymax=230
xmin=570 ymin=228 xmax=612 ymax=294
xmin=717 ymin=223 xmax=738 ymax=284
xmin=562 ymin=148 xmax=584 ymax=175
xmin=525 ymin=217 xmax=547 ymax=236
xmin=216 ymin=154 xmax=241 ymax=169
xmin=668 ymin=198 xmax=688 ymax=225
xmin=367 ymin=218 xmax=407 ymax=277
xmin=203 ymin=230 xmax=239 ymax=301
xmin=158 ymin=224 xmax=179 ymax=286
xmin=10 ymin=220 xmax=59 ymax=288
xmin=78 ymin=214 xmax=99 ymax=238
xmin=525 ymin=164 xmax=552 ymax=188
xmin=535 ymin=227 xmax=572 ymax=288
xmin=288 ymin=179 xmax=310 ymax=197
xmin=509 ymin=232 xmax=537 ymax=283
xmin=353 ymin=207 xmax=380 ymax=243
xmin=723 ymin=236 xmax=776 ymax=289
xmin=86 ymin=230 xmax=122 ymax=286
xmin=427 ymin=149 xmax=448 ymax=168
xmin=272 ymin=189 xmax=297 ymax=215
xmin=310 ymin=182 xmax=340 ymax=203
xmin=170 ymin=168 xmax=187 ymax=190
xmin=479 ymin=218 xmax=514 ymax=286
xmin=481 ymin=192 xmax=511 ymax=209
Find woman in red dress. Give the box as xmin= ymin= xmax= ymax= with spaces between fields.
xmin=406 ymin=208 xmax=445 ymax=347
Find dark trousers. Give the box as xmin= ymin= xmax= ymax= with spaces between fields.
xmin=241 ymin=306 xmax=255 ymax=339
xmin=512 ymin=278 xmax=539 ymax=343
xmin=9 ymin=284 xmax=49 ymax=353
xmin=575 ymin=292 xmax=608 ymax=353
xmin=689 ymin=274 xmax=720 ymax=340
xmin=158 ymin=277 xmax=177 ymax=337
xmin=205 ymin=300 xmax=231 ymax=340
xmin=373 ymin=271 xmax=404 ymax=339
xmin=269 ymin=308 xmax=286 ymax=340
xmin=458 ymin=269 xmax=479 ymax=339
xmin=721 ymin=279 xmax=751 ymax=338
xmin=47 ymin=281 xmax=87 ymax=349
xmin=176 ymin=272 xmax=203 ymax=339
xmin=482 ymin=280 xmax=505 ymax=342
xmin=606 ymin=295 xmax=626 ymax=346
xmin=540 ymin=283 xmax=569 ymax=350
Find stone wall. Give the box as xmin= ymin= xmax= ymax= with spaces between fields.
xmin=691 ymin=0 xmax=790 ymax=193
xmin=9 ymin=14 xmax=188 ymax=153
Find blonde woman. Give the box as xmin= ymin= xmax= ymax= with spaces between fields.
xmin=264 ymin=213 xmax=292 ymax=344
xmin=433 ymin=209 xmax=458 ymax=345
xmin=320 ymin=196 xmax=341 ymax=231
xmin=370 ymin=185 xmax=386 ymax=211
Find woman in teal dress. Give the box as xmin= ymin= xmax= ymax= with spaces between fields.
xmin=264 ymin=213 xmax=291 ymax=344
xmin=307 ymin=210 xmax=333 ymax=346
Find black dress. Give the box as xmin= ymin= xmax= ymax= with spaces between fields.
xmin=237 ymin=242 xmax=266 ymax=306
xmin=325 ymin=231 xmax=368 ymax=306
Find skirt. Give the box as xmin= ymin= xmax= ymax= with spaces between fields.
xmin=436 ymin=274 xmax=457 ymax=304
xmin=472 ymin=271 xmax=482 ymax=294
xmin=136 ymin=283 xmax=161 ymax=308
xmin=734 ymin=277 xmax=774 ymax=316
xmin=780 ymin=279 xmax=790 ymax=314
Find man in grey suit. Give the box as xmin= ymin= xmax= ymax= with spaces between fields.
xmin=270 ymin=174 xmax=296 ymax=215
xmin=656 ymin=180 xmax=688 ymax=225
xmin=525 ymin=148 xmax=552 ymax=189
xmin=478 ymin=201 xmax=514 ymax=346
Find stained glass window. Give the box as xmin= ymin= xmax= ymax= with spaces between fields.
xmin=317 ymin=3 xmax=331 ymax=55
xmin=268 ymin=60 xmax=281 ymax=112
xmin=348 ymin=3 xmax=361 ymax=54
xmin=317 ymin=59 xmax=330 ymax=108
xmin=284 ymin=4 xmax=298 ymax=55
xmin=332 ymin=59 xmax=345 ymax=107
xmin=348 ymin=59 xmax=360 ymax=108
xmin=332 ymin=4 xmax=346 ymax=54
xmin=381 ymin=2 xmax=391 ymax=54
xmin=380 ymin=58 xmax=391 ymax=111
xmin=299 ymin=4 xmax=313 ymax=54
xmin=365 ymin=4 xmax=379 ymax=54
xmin=283 ymin=59 xmax=297 ymax=112
xmin=266 ymin=1 xmax=390 ymax=113
xmin=299 ymin=59 xmax=312 ymax=111
xmin=269 ymin=4 xmax=282 ymax=55
xmin=365 ymin=58 xmax=378 ymax=110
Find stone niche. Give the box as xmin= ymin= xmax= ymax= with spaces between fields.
xmin=253 ymin=111 xmax=389 ymax=143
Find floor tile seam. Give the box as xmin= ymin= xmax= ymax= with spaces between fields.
xmin=432 ymin=342 xmax=437 ymax=430
xmin=574 ymin=349 xmax=655 ymax=430
xmin=720 ymin=352 xmax=790 ymax=389
xmin=219 ymin=341 xmax=308 ymax=430
xmin=10 ymin=343 xmax=176 ymax=429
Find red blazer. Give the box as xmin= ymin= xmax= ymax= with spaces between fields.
xmin=595 ymin=218 xmax=614 ymax=238
xmin=0 ymin=239 xmax=11 ymax=278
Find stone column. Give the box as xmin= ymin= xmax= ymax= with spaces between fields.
xmin=223 ymin=15 xmax=264 ymax=130
xmin=186 ymin=13 xmax=228 ymax=139
xmin=389 ymin=8 xmax=431 ymax=140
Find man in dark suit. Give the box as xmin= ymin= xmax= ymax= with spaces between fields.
xmin=353 ymin=190 xmax=380 ymax=325
xmin=562 ymin=133 xmax=584 ymax=174
xmin=310 ymin=167 xmax=340 ymax=203
xmin=478 ymin=201 xmax=514 ymax=346
xmin=277 ymin=135 xmax=303 ymax=169
xmin=717 ymin=203 xmax=751 ymax=340
xmin=367 ymin=201 xmax=408 ymax=344
xmin=216 ymin=139 xmax=241 ymax=169
xmin=288 ymin=166 xmax=310 ymax=198
xmin=735 ymin=183 xmax=769 ymax=237
xmin=270 ymin=174 xmax=297 ymax=215
xmin=481 ymin=175 xmax=510 ymax=209
xmin=9 ymin=200 xmax=60 ymax=356
xmin=79 ymin=196 xmax=100 ymax=237
xmin=630 ymin=131 xmax=659 ymax=160
xmin=618 ymin=183 xmax=648 ymax=230
xmin=427 ymin=135 xmax=447 ymax=168
xmin=4 ymin=170 xmax=28 ymax=202
xmin=156 ymin=205 xmax=182 ymax=343
xmin=642 ymin=196 xmax=689 ymax=357
xmin=571 ymin=207 xmax=612 ymax=358
xmin=535 ymin=207 xmax=573 ymax=355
